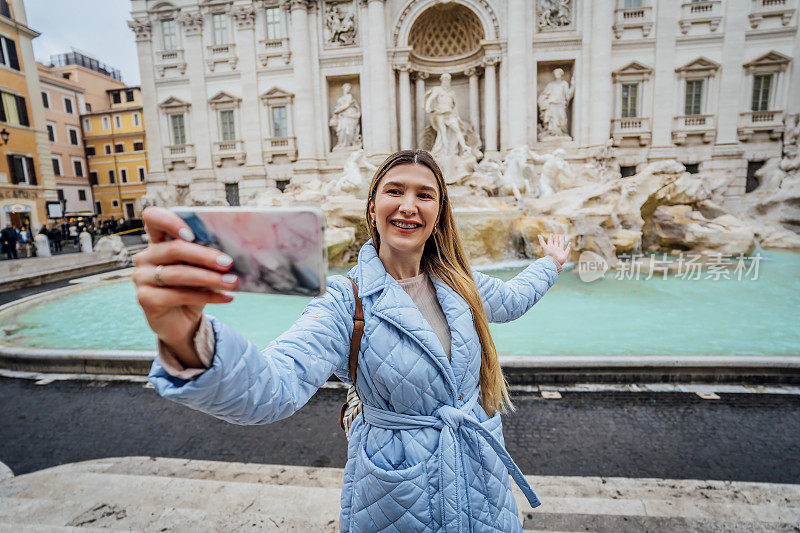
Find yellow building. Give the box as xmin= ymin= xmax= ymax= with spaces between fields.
xmin=0 ymin=0 xmax=56 ymax=231
xmin=82 ymin=86 xmax=147 ymax=221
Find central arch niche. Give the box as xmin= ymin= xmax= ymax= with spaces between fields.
xmin=409 ymin=3 xmax=485 ymax=60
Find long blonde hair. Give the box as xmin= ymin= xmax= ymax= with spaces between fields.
xmin=365 ymin=150 xmax=512 ymax=416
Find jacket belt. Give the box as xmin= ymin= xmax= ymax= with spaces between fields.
xmin=362 ymin=394 xmax=540 ymax=533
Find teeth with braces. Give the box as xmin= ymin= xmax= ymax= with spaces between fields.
xmin=392 ymin=221 xmax=421 ymax=229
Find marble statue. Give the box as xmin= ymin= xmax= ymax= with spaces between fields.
xmin=500 ymin=146 xmax=541 ymax=201
xmin=323 ymin=149 xmax=377 ymax=197
xmin=330 ymin=83 xmax=362 ymax=150
xmin=781 ymin=113 xmax=800 ymax=171
xmin=537 ymin=0 xmax=573 ymax=29
xmin=539 ymin=148 xmax=576 ymax=194
xmin=325 ymin=3 xmax=356 ymax=46
xmin=423 ymin=73 xmax=482 ymax=182
xmin=538 ymin=68 xmax=575 ymax=140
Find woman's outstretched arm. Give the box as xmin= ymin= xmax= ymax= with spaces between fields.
xmin=148 ymin=276 xmax=354 ymax=425
xmin=473 ymin=233 xmax=570 ymax=323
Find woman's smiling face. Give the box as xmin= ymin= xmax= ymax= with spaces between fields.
xmin=369 ymin=163 xmax=441 ymax=257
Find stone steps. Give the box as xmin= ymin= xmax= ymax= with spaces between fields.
xmin=1 ymin=457 xmax=798 ymax=531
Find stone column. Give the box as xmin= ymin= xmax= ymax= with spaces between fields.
xmin=483 ymin=58 xmax=499 ymax=153
xmin=232 ymin=5 xmax=262 ymax=167
xmin=465 ymin=68 xmax=480 ymax=135
xmin=415 ymin=72 xmax=428 ymax=148
xmin=365 ymin=0 xmax=392 ymax=156
xmin=715 ymin=1 xmax=747 ymax=145
xmin=586 ymin=1 xmax=613 ymax=146
xmin=397 ymin=65 xmax=412 ymax=150
xmin=289 ymin=1 xmax=318 ymax=163
xmin=129 ymin=18 xmax=165 ymax=175
xmin=180 ymin=11 xmax=213 ymax=170
xmin=506 ymin=0 xmax=529 ymax=146
xmin=651 ymin=0 xmax=678 ymax=148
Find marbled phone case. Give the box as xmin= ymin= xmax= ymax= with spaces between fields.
xmin=172 ymin=207 xmax=327 ymax=297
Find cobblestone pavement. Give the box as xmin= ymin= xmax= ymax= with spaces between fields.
xmin=1 ymin=377 xmax=798 ymax=483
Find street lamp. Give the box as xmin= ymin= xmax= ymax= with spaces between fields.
xmin=0 ymin=128 xmax=9 ymax=145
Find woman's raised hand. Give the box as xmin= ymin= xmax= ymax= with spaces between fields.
xmin=133 ymin=206 xmax=238 ymax=367
xmin=538 ymin=233 xmax=572 ymax=266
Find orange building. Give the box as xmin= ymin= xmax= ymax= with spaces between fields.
xmin=0 ymin=0 xmax=55 ymax=231
xmin=38 ymin=62 xmax=93 ymax=217
xmin=82 ymin=86 xmax=148 ymax=220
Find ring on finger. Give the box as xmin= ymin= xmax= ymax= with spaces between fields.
xmin=154 ymin=264 xmax=166 ymax=287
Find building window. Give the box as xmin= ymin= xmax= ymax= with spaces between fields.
xmin=114 ymin=115 xmax=122 ymax=128
xmin=0 ymin=35 xmax=20 ymax=71
xmin=685 ymin=79 xmax=703 ymax=116
xmin=171 ymin=113 xmax=186 ymax=144
xmin=86 ymin=145 xmax=95 ymax=156
xmin=120 ymin=168 xmax=128 ymax=183
xmin=212 ymin=13 xmax=228 ymax=45
xmin=138 ymin=167 xmax=146 ymax=181
xmin=95 ymin=201 xmax=102 ymax=214
xmin=112 ymin=199 xmax=119 ymax=208
xmin=162 ymin=18 xmax=177 ymax=51
xmin=64 ymin=97 xmax=73 ymax=114
xmin=57 ymin=189 xmax=64 ymax=202
xmin=621 ymin=83 xmax=639 ymax=118
xmin=133 ymin=113 xmax=140 ymax=127
xmin=68 ymin=128 xmax=79 ymax=145
xmin=625 ymin=0 xmax=642 ymax=7
xmin=133 ymin=141 xmax=144 ymax=151
xmin=6 ymin=155 xmax=36 ymax=185
xmin=751 ymin=74 xmax=772 ymax=112
xmin=272 ymin=105 xmax=288 ymax=137
xmin=89 ymin=171 xmax=98 ymax=186
xmin=41 ymin=92 xmax=49 ymax=108
xmin=73 ymin=159 xmax=83 ymax=177
xmin=220 ymin=109 xmax=236 ymax=141
xmin=108 ymin=169 xmax=115 ymax=183
xmin=125 ymin=89 xmax=134 ymax=102
xmin=85 ymin=102 xmax=91 ymax=111
xmin=46 ymin=123 xmax=55 ymax=142
xmin=51 ymin=157 xmax=61 ymax=176
xmin=620 ymin=165 xmax=637 ymax=177
xmin=78 ymin=189 xmax=87 ymax=201
xmin=84 ymin=118 xmax=91 ymax=132
xmin=0 ymin=91 xmax=29 ymax=126
xmin=225 ymin=183 xmax=240 ymax=206
xmin=684 ymin=163 xmax=699 ymax=174
xmin=265 ymin=7 xmax=282 ymax=40
xmin=112 ymin=91 xmax=121 ymax=104
xmin=102 ymin=116 xmax=110 ymax=130
xmin=104 ymin=144 xmax=112 ymax=154
xmin=115 ymin=142 xmax=124 ymax=153
xmin=746 ymin=161 xmax=764 ymax=193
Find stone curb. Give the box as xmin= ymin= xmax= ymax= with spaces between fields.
xmin=0 ymin=461 xmax=13 ymax=482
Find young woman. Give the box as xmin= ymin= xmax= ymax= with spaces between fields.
xmin=134 ymin=150 xmax=570 ymax=532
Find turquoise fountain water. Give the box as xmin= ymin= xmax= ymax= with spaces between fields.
xmin=3 ymin=249 xmax=799 ymax=356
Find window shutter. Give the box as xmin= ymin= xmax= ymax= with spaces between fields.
xmin=15 ymin=96 xmax=28 ymax=126
xmin=0 ymin=93 xmax=6 ymax=123
xmin=6 ymin=155 xmax=17 ymax=184
xmin=6 ymin=38 xmax=19 ymax=71
xmin=25 ymin=157 xmax=37 ymax=185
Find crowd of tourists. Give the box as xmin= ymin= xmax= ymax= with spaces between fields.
xmin=0 ymin=217 xmax=120 ymax=260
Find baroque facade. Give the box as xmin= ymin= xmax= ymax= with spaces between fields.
xmin=129 ymin=0 xmax=800 ymax=205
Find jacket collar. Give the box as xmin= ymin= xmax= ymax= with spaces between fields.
xmin=349 ymin=239 xmax=392 ymax=297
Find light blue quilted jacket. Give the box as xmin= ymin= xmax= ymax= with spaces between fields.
xmin=149 ymin=240 xmax=559 ymax=532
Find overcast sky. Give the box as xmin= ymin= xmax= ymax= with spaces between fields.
xmin=25 ymin=0 xmax=141 ymax=85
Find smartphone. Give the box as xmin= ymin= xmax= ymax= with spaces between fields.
xmin=171 ymin=206 xmax=327 ymax=297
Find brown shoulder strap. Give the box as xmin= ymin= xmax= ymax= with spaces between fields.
xmin=348 ymin=277 xmax=364 ymax=388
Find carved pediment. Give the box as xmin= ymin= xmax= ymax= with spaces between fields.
xmin=159 ymin=96 xmax=191 ymax=110
xmin=612 ymin=61 xmax=653 ymax=80
xmin=208 ymin=91 xmax=242 ymax=107
xmin=260 ymin=87 xmax=295 ymax=102
xmin=744 ymin=50 xmax=792 ymax=70
xmin=150 ymin=2 xmax=179 ymax=16
xmin=675 ymin=56 xmax=720 ymax=74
